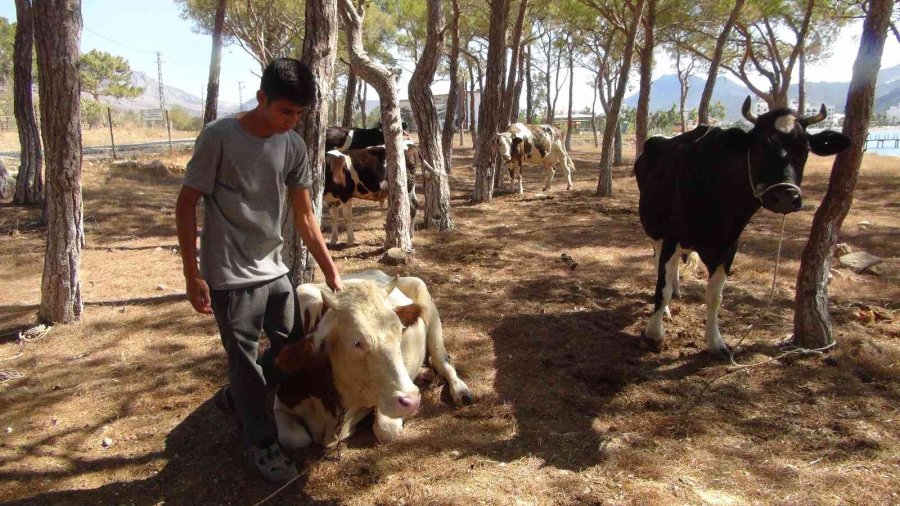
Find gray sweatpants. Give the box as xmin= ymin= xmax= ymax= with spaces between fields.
xmin=210 ymin=274 xmax=298 ymax=447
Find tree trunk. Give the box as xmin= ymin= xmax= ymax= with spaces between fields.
xmin=410 ymin=0 xmax=453 ymax=231
xmin=468 ymin=62 xmax=477 ymax=146
xmin=565 ymin=45 xmax=574 ymax=151
xmin=441 ymin=0 xmax=461 ymax=172
xmin=13 ymin=0 xmax=43 ymax=207
xmin=597 ymin=0 xmax=645 ymax=196
xmin=0 ymin=159 xmax=10 ymax=199
xmin=798 ymin=44 xmax=806 ymax=114
xmin=330 ymin=76 xmax=339 ymax=125
xmin=793 ymin=0 xmax=890 ymax=350
xmin=359 ymin=83 xmax=367 ymax=126
xmin=501 ymin=0 xmax=528 ymax=126
xmin=634 ymin=0 xmax=656 ymax=158
xmin=339 ymin=0 xmax=412 ymax=251
xmin=34 ymin=0 xmax=83 ymax=324
xmin=675 ymin=48 xmax=690 ymax=132
xmin=283 ymin=0 xmax=338 ymax=284
xmin=342 ymin=69 xmax=357 ymax=127
xmin=591 ymin=75 xmax=599 ymax=147
xmin=510 ymin=45 xmax=525 ymax=124
xmin=525 ymin=42 xmax=533 ymax=123
xmin=471 ymin=0 xmax=510 ymax=203
xmin=614 ymin=120 xmax=623 ymax=166
xmin=203 ymin=0 xmax=226 ymax=125
xmin=698 ymin=0 xmax=744 ymax=124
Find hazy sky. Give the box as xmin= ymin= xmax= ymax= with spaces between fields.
xmin=2 ymin=1 xmax=898 ymax=110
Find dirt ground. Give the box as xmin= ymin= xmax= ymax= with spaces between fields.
xmin=1 ymin=140 xmax=898 ymax=505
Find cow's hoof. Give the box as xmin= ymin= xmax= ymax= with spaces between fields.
xmin=459 ymin=391 xmax=475 ymax=406
xmin=566 ymin=185 xmax=573 ymax=191
xmin=706 ymin=343 xmax=732 ymax=360
xmin=639 ymin=333 xmax=664 ymax=352
xmin=663 ymin=306 xmax=672 ymax=318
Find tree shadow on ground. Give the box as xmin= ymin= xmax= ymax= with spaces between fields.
xmin=5 ymin=399 xmax=337 ymax=506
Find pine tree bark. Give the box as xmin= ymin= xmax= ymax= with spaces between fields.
xmin=697 ymin=0 xmax=744 ymax=124
xmin=283 ymin=0 xmax=338 ymax=284
xmin=34 ymin=0 xmax=83 ymax=324
xmin=525 ymin=43 xmax=533 ymax=123
xmin=510 ymin=45 xmax=526 ymax=124
xmin=501 ymin=0 xmax=528 ymax=126
xmin=634 ymin=0 xmax=656 ymax=158
xmin=441 ymin=0 xmax=461 ymax=172
xmin=565 ymin=45 xmax=574 ymax=151
xmin=203 ymin=0 xmax=226 ymax=125
xmin=798 ymin=45 xmax=806 ymax=114
xmin=410 ymin=0 xmax=453 ymax=231
xmin=793 ymin=0 xmax=891 ymax=349
xmin=468 ymin=62 xmax=477 ymax=146
xmin=342 ymin=69 xmax=357 ymax=127
xmin=597 ymin=0 xmax=645 ymax=196
xmin=13 ymin=0 xmax=43 ymax=207
xmin=339 ymin=0 xmax=412 ymax=251
xmin=471 ymin=0 xmax=510 ymax=203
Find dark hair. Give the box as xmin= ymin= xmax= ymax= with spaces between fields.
xmin=260 ymin=58 xmax=316 ymax=106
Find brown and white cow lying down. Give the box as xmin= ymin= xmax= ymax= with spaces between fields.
xmin=324 ymin=142 xmax=419 ymax=246
xmin=496 ymin=123 xmax=576 ymax=194
xmin=273 ymin=270 xmax=473 ymax=448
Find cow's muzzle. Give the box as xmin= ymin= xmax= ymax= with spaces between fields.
xmin=762 ymin=186 xmax=802 ymax=214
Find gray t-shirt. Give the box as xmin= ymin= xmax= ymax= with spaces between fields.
xmin=183 ymin=117 xmax=311 ymax=290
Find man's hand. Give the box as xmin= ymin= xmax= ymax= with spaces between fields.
xmin=325 ymin=272 xmax=344 ymax=293
xmin=186 ymin=276 xmax=213 ymax=314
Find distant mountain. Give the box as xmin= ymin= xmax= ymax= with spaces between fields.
xmin=623 ymin=74 xmax=749 ymax=121
xmin=624 ymin=64 xmax=900 ymax=120
xmin=102 ymin=71 xmax=240 ymax=116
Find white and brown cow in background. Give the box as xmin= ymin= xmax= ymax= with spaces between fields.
xmin=272 ymin=270 xmax=473 ymax=448
xmin=323 ymin=142 xmax=419 ymax=246
xmin=496 ymin=123 xmax=576 ymax=194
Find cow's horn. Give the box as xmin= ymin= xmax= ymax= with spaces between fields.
xmin=741 ymin=96 xmax=757 ymax=124
xmin=800 ymin=104 xmax=827 ymax=128
xmin=383 ymin=275 xmax=399 ymax=297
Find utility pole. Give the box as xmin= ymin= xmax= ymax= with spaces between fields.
xmin=156 ymin=51 xmax=166 ymax=110
xmin=238 ymin=81 xmax=245 ymax=111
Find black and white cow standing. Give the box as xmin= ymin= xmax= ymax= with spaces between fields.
xmin=496 ymin=123 xmax=576 ymax=194
xmin=634 ymin=96 xmax=851 ymax=356
xmin=324 ymin=142 xmax=419 ymax=246
xmin=325 ymin=122 xmax=409 ymax=152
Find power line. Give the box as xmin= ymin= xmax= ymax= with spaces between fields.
xmin=83 ymin=26 xmax=157 ymax=55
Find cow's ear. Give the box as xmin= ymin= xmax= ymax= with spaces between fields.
xmin=721 ymin=128 xmax=754 ymax=153
xmin=808 ymin=130 xmax=851 ymax=156
xmin=274 ymin=338 xmax=321 ymax=374
xmin=321 ymin=288 xmax=340 ymax=312
xmin=394 ymin=303 xmax=423 ymax=328
xmin=328 ymin=155 xmax=347 ymax=186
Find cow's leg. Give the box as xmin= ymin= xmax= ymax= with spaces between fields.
xmin=393 ymin=276 xmax=473 ymax=406
xmin=516 ymin=162 xmax=525 ymax=194
xmin=650 ymin=239 xmax=671 ymax=318
xmin=643 ymin=239 xmax=679 ymax=349
xmin=672 ymin=261 xmax=682 ymax=299
xmin=328 ymin=204 xmax=340 ymax=246
xmin=373 ymin=410 xmax=404 ymax=442
xmin=542 ymin=161 xmax=556 ymax=191
xmin=704 ymin=265 xmax=729 ymax=356
xmin=563 ymin=153 xmax=575 ymax=190
xmin=273 ymin=396 xmax=312 ymax=449
xmin=343 ymin=200 xmax=355 ymax=246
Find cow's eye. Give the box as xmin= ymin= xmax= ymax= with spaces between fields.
xmin=352 ymin=340 xmax=363 ymax=349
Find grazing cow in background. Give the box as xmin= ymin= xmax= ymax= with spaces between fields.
xmin=634 ymin=96 xmax=851 ymax=356
xmin=273 ymin=270 xmax=473 ymax=448
xmin=325 ymin=122 xmax=409 ymax=152
xmin=324 ymin=142 xmax=419 ymax=246
xmin=496 ymin=123 xmax=576 ymax=194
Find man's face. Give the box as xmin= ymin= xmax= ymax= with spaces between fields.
xmin=259 ymin=94 xmax=307 ymax=133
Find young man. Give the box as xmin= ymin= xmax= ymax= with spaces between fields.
xmin=175 ymin=58 xmax=342 ymax=483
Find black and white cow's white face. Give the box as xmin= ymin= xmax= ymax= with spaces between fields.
xmin=727 ymin=97 xmax=851 ymax=214
xmin=496 ymin=132 xmax=514 ymax=163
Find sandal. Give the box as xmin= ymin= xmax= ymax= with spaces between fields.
xmin=247 ymin=443 xmax=299 ymax=483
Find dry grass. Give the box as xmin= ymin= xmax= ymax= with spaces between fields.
xmin=0 ymin=143 xmax=898 ymax=505
xmin=0 ymin=128 xmax=198 ymax=153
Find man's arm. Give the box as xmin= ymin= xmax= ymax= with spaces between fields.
xmin=175 ymin=185 xmax=213 ymax=314
xmin=290 ymin=187 xmax=343 ymax=292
